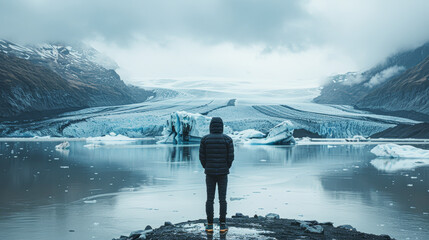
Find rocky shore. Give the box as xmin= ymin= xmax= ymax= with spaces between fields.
xmin=113 ymin=213 xmax=393 ymax=240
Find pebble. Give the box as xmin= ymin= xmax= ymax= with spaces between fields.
xmin=266 ymin=213 xmax=280 ymax=219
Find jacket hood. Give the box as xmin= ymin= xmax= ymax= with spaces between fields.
xmin=209 ymin=117 xmax=223 ymax=134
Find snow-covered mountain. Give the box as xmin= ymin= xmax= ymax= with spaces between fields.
xmin=314 ymin=42 xmax=429 ymax=107
xmin=0 ymin=39 xmax=153 ymax=118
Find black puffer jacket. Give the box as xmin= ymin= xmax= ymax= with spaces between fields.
xmin=199 ymin=117 xmax=234 ymax=175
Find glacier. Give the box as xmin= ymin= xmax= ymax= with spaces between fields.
xmin=0 ymin=88 xmax=420 ymax=140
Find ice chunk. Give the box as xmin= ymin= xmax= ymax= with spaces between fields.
xmin=232 ymin=129 xmax=265 ymax=139
xmin=33 ymin=136 xmax=51 ymax=139
xmin=371 ymin=158 xmax=429 ymax=172
xmin=346 ymin=135 xmax=367 ymax=142
xmin=86 ymin=132 xmax=137 ymax=145
xmin=240 ymin=120 xmax=295 ymax=145
xmin=371 ymin=144 xmax=429 ymax=158
xmin=55 ymin=141 xmax=70 ymax=150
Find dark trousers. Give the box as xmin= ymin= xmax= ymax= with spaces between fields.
xmin=205 ymin=174 xmax=228 ymax=224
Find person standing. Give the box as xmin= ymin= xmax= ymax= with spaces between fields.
xmin=199 ymin=117 xmax=234 ymax=234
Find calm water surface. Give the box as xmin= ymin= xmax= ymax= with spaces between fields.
xmin=1 ymin=141 xmax=428 ymax=240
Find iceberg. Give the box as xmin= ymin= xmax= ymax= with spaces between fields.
xmin=370 ymin=144 xmax=429 ymax=158
xmin=159 ymin=111 xmax=232 ymax=143
xmin=233 ymin=120 xmax=295 ymax=145
xmin=160 ymin=111 xmax=295 ymax=145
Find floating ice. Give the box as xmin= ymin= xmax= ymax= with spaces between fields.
xmin=86 ymin=132 xmax=137 ymax=146
xmin=159 ymin=111 xmax=232 ymax=143
xmin=371 ymin=144 xmax=429 ymax=158
xmin=33 ymin=136 xmax=51 ymax=139
xmin=55 ymin=141 xmax=70 ymax=150
xmin=159 ymin=111 xmax=295 ymax=145
xmin=238 ymin=120 xmax=295 ymax=145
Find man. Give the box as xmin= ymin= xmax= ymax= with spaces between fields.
xmin=199 ymin=117 xmax=234 ymax=234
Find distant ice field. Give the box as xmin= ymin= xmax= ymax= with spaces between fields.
xmin=0 ymin=87 xmax=419 ymax=138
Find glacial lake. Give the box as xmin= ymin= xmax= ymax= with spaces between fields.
xmin=1 ymin=140 xmax=429 ymax=240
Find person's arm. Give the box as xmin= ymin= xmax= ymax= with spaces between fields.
xmin=227 ymin=137 xmax=234 ymax=168
xmin=199 ymin=137 xmax=206 ymax=168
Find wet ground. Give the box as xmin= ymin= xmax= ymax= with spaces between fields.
xmin=114 ymin=216 xmax=393 ymax=240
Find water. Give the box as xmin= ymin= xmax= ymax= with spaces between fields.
xmin=1 ymin=141 xmax=429 ymax=240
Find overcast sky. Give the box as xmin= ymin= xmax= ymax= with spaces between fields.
xmin=1 ymin=0 xmax=429 ymax=89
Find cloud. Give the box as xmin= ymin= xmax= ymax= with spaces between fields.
xmin=0 ymin=0 xmax=313 ymax=47
xmin=365 ymin=65 xmax=405 ymax=88
xmin=1 ymin=0 xmax=429 ymax=88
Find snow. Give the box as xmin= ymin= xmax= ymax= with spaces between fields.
xmin=371 ymin=144 xmax=429 ymax=158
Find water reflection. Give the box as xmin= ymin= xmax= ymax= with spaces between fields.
xmin=0 ymin=142 xmax=428 ymax=240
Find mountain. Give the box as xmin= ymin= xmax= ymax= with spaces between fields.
xmin=0 ymin=40 xmax=153 ymax=119
xmin=356 ymin=55 xmax=429 ymax=116
xmin=314 ymin=42 xmax=429 ymax=105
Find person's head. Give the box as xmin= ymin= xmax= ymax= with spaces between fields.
xmin=209 ymin=117 xmax=223 ymax=134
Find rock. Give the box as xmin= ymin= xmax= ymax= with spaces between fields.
xmin=129 ymin=230 xmax=144 ymax=240
xmin=293 ymin=220 xmax=324 ymax=234
xmin=304 ymin=225 xmax=324 ymax=234
xmin=265 ymin=213 xmax=280 ymax=219
xmin=68 ymin=229 xmax=75 ymax=232
xmin=164 ymin=221 xmax=174 ymax=227
xmin=291 ymin=220 xmax=302 ymax=226
xmin=320 ymin=222 xmax=334 ymax=226
xmin=232 ymin=212 xmax=249 ymax=218
xmin=338 ymin=224 xmax=356 ymax=231
xmin=144 ymin=225 xmax=152 ymax=230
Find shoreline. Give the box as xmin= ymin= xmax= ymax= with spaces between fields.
xmin=113 ymin=213 xmax=393 ymax=240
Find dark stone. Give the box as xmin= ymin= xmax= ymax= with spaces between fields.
xmin=164 ymin=221 xmax=173 ymax=227
xmin=232 ymin=212 xmax=249 ymax=218
xmin=68 ymin=230 xmax=75 ymax=232
xmin=338 ymin=224 xmax=357 ymax=231
xmin=144 ymin=225 xmax=152 ymax=230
